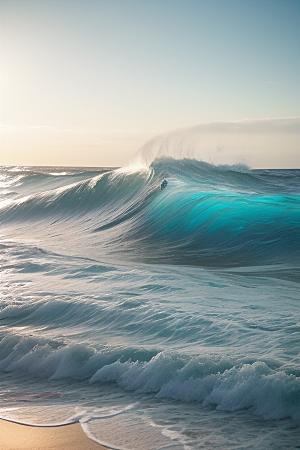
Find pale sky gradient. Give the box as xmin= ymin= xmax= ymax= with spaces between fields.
xmin=0 ymin=0 xmax=299 ymax=168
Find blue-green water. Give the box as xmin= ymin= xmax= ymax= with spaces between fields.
xmin=0 ymin=160 xmax=299 ymax=449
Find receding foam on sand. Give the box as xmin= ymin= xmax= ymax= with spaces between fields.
xmin=0 ymin=419 xmax=111 ymax=450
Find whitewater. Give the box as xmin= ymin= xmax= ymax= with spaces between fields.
xmin=0 ymin=152 xmax=299 ymax=448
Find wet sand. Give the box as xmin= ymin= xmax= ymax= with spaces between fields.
xmin=0 ymin=419 xmax=111 ymax=450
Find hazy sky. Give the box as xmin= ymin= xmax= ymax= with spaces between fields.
xmin=0 ymin=0 xmax=299 ymax=168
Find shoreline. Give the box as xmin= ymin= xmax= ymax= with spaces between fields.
xmin=0 ymin=418 xmax=112 ymax=450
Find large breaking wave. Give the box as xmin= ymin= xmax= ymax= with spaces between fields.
xmin=1 ymin=158 xmax=299 ymax=268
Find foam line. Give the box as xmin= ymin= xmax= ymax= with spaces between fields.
xmin=80 ymin=422 xmax=130 ymax=450
xmin=0 ymin=415 xmax=78 ymax=427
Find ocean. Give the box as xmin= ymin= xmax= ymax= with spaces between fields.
xmin=0 ymin=158 xmax=299 ymax=449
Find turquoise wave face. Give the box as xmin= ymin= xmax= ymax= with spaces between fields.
xmin=135 ymin=188 xmax=300 ymax=266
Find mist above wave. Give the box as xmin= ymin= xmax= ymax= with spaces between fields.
xmin=124 ymin=117 xmax=300 ymax=171
xmin=125 ymin=127 xmax=249 ymax=172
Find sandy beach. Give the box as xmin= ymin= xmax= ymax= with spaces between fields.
xmin=0 ymin=419 xmax=111 ymax=450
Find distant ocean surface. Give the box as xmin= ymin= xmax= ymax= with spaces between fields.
xmin=0 ymin=159 xmax=299 ymax=449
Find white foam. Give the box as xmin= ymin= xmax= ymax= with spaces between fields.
xmin=90 ymin=355 xmax=300 ymax=423
xmin=49 ymin=172 xmax=68 ymax=176
xmin=83 ymin=412 xmax=184 ymax=450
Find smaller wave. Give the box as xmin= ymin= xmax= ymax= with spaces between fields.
xmin=90 ymin=354 xmax=300 ymax=423
xmin=7 ymin=167 xmax=31 ymax=172
xmin=0 ymin=335 xmax=299 ymax=424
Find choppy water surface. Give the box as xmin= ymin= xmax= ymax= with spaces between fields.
xmin=0 ymin=159 xmax=299 ymax=449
